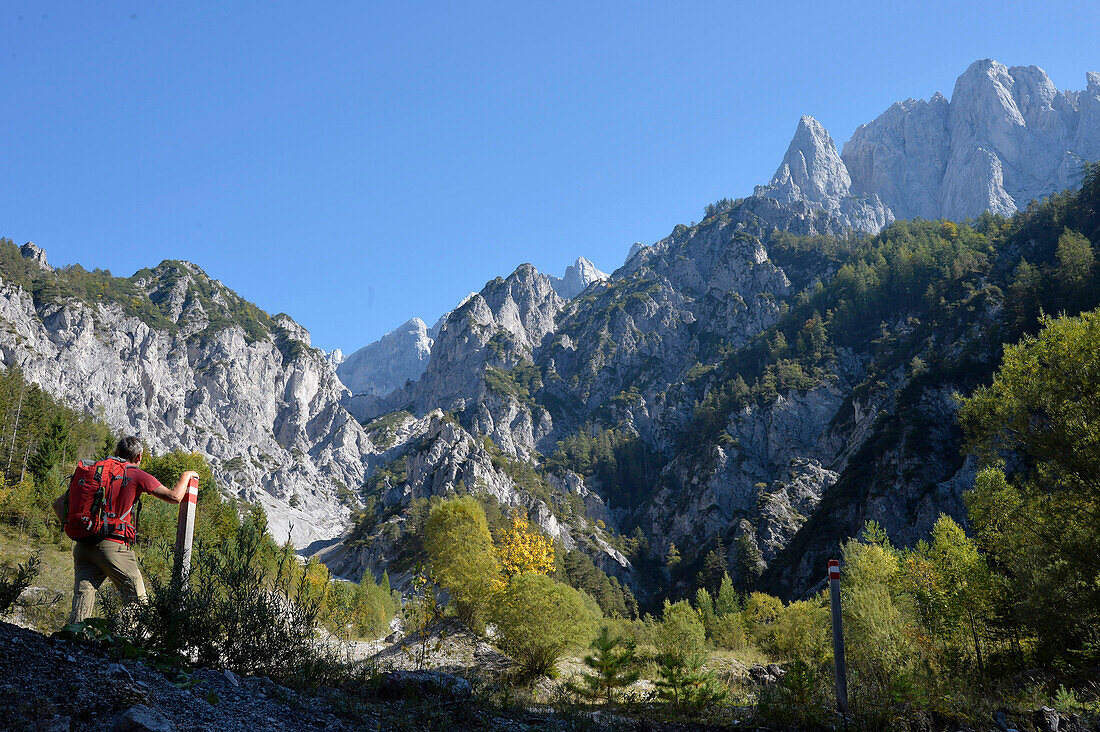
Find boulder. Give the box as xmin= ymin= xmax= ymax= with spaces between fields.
xmin=373 ymin=670 xmax=473 ymax=701
xmin=112 ymin=704 xmax=175 ymax=732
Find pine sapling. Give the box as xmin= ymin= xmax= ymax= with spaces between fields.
xmin=655 ymin=653 xmax=726 ymax=711
xmin=568 ymin=625 xmax=640 ymax=705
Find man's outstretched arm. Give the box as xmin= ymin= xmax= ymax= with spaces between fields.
xmin=52 ymin=493 xmax=66 ymax=523
xmin=149 ymin=471 xmax=199 ymax=505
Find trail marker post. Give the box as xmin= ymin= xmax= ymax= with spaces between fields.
xmin=828 ymin=559 xmax=850 ymax=718
xmin=173 ymin=475 xmax=199 ymax=588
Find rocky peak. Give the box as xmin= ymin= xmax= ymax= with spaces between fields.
xmin=273 ymin=314 xmax=312 ymax=347
xmin=755 ymin=116 xmax=893 ymax=233
xmin=843 ymin=94 xmax=951 ymax=220
xmin=326 ymin=348 xmax=345 ymax=368
xmin=548 ymin=257 xmax=609 ymax=300
xmin=846 ymin=59 xmax=1099 ymax=222
xmin=0 ymin=240 xmax=373 ymax=548
xmin=19 ymin=242 xmax=50 ymax=271
xmin=476 ymin=264 xmax=565 ymax=352
xmin=404 ymin=264 xmax=565 ymax=414
xmin=1073 ymin=71 xmax=1100 ymax=165
xmin=337 ymin=317 xmax=433 ymax=399
xmin=769 ymin=115 xmax=853 ymax=204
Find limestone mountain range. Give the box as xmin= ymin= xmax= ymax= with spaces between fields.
xmin=1 ymin=59 xmax=1096 ymax=599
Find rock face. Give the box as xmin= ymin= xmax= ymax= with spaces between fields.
xmin=337 ymin=318 xmax=434 ymax=399
xmin=19 ymin=242 xmax=50 ymax=272
xmin=319 ymin=61 xmax=1099 ymax=598
xmin=757 ymin=116 xmax=893 ymax=233
xmin=548 ymin=257 xmax=609 ymax=300
xmin=6 ymin=58 xmax=1096 ymax=604
xmin=335 ymin=298 xmax=476 ymax=422
xmin=409 ymin=264 xmax=565 ymax=416
xmin=336 ymin=256 xmax=606 ymax=422
xmin=844 ymin=60 xmax=1100 ymax=220
xmin=0 ymin=254 xmax=374 ymax=548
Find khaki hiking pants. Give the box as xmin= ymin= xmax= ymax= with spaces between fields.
xmin=70 ymin=539 xmax=147 ymax=624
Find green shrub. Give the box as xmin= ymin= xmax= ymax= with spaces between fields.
xmin=654 ymin=653 xmax=726 ymax=711
xmin=106 ymin=516 xmax=339 ymax=683
xmin=756 ymin=658 xmax=833 ymax=728
xmin=742 ymin=591 xmax=783 ymax=645
xmin=656 ymin=600 xmax=706 ymax=664
xmin=324 ymin=571 xmax=397 ymax=640
xmin=710 ymin=612 xmax=748 ymax=650
xmin=841 ymin=524 xmax=935 ymax=727
xmin=760 ymin=598 xmax=831 ymax=664
xmin=423 ymin=495 xmax=500 ymax=631
xmin=567 ymin=625 xmax=640 ymax=704
xmin=491 ymin=573 xmax=597 ymax=677
xmin=0 ymin=550 xmax=43 ymax=614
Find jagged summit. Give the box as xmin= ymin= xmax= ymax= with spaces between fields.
xmin=19 ymin=241 xmax=50 ymax=271
xmin=337 ymin=258 xmax=604 ymax=416
xmin=549 ymin=257 xmax=609 ymax=300
xmin=769 ymin=115 xmax=853 ymax=204
xmin=334 ymin=293 xmax=478 ymax=421
xmin=844 ymin=59 xmax=1100 ymax=221
xmin=723 ymin=59 xmax=1100 ymax=236
xmin=336 ymin=317 xmax=433 ymax=399
xmin=755 ymin=116 xmax=893 ymax=233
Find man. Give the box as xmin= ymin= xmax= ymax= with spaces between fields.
xmin=52 ymin=436 xmax=199 ymax=623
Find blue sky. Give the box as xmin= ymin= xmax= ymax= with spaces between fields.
xmin=2 ymin=1 xmax=1098 ymax=351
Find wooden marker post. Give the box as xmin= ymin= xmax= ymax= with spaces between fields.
xmin=828 ymin=559 xmax=849 ymax=718
xmin=173 ymin=475 xmax=199 ymax=588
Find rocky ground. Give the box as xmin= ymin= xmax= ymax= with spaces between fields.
xmin=0 ymin=620 xmax=582 ymax=731
xmin=0 ymin=620 xmax=770 ymax=731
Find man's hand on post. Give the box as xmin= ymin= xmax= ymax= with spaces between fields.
xmin=152 ymin=470 xmax=200 ymax=505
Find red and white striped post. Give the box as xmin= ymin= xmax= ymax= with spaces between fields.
xmin=173 ymin=475 xmax=199 ymax=587
xmin=828 ymin=559 xmax=849 ymax=718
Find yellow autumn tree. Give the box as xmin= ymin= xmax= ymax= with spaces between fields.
xmin=498 ymin=511 xmax=555 ymax=578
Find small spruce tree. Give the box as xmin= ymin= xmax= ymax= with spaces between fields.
xmin=28 ymin=413 xmax=70 ymax=487
xmin=568 ymin=626 xmax=640 ymax=705
xmin=716 ymin=572 xmax=740 ymax=617
xmin=655 ymin=653 xmax=726 ymax=711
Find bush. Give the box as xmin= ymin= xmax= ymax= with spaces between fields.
xmin=841 ymin=525 xmax=935 ymax=727
xmin=0 ymin=550 xmax=43 ymax=614
xmin=760 ymin=598 xmax=831 ymax=664
xmin=567 ymin=625 xmax=640 ymax=704
xmin=491 ymin=573 xmax=597 ymax=677
xmin=742 ymin=591 xmax=783 ymax=645
xmin=710 ymin=612 xmax=748 ymax=650
xmin=654 ymin=653 xmax=726 ymax=711
xmin=656 ymin=600 xmax=706 ymax=664
xmin=325 ymin=571 xmax=396 ymax=640
xmin=756 ymin=658 xmax=833 ymax=728
xmin=423 ymin=496 xmax=500 ymax=631
xmin=106 ymin=516 xmax=340 ymax=684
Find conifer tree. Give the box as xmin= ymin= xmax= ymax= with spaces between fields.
xmin=695 ymin=587 xmax=716 ymax=635
xmin=655 ymin=654 xmax=726 ymax=710
xmin=716 ymin=572 xmax=740 ymax=616
xmin=568 ymin=626 xmax=640 ymax=704
xmin=28 ymin=412 xmax=69 ymax=487
xmin=735 ymin=534 xmax=763 ymax=589
xmin=665 ymin=543 xmax=681 ymax=573
xmin=696 ymin=538 xmax=727 ymax=595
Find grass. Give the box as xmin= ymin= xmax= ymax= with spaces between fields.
xmin=0 ymin=526 xmax=74 ymax=631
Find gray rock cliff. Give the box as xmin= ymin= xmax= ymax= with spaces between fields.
xmin=548 ymin=257 xmax=609 ymax=300
xmin=844 ymin=60 xmax=1100 ymax=221
xmin=0 ymin=254 xmax=375 ymax=548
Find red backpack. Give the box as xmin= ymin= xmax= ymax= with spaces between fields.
xmin=64 ymin=458 xmax=140 ymax=544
